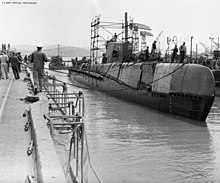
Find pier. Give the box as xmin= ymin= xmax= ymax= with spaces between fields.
xmin=0 ymin=67 xmax=89 ymax=183
xmin=0 ymin=71 xmax=31 ymax=182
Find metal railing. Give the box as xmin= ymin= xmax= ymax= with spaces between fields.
xmin=43 ymin=73 xmax=88 ymax=183
xmin=23 ymin=65 xmax=101 ymax=183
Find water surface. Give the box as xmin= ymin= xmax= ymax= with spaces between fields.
xmin=52 ymin=70 xmax=220 ymax=183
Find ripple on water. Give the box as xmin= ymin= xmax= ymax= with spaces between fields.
xmin=53 ymin=73 xmax=220 ymax=182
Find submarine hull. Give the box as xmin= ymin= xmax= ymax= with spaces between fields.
xmin=69 ymin=63 xmax=215 ymax=121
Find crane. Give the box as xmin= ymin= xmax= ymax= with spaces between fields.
xmin=199 ymin=42 xmax=210 ymax=53
xmin=155 ymin=31 xmax=163 ymax=42
xmin=213 ymin=40 xmax=219 ymax=50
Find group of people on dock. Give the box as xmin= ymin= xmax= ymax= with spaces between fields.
xmin=0 ymin=51 xmax=22 ymax=80
xmin=0 ymin=44 xmax=48 ymax=94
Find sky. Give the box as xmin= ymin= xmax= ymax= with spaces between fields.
xmin=0 ymin=0 xmax=220 ymax=54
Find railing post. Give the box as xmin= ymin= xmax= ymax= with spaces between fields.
xmin=79 ymin=100 xmax=81 ymax=115
xmin=69 ymin=101 xmax=74 ymax=116
xmin=73 ymin=130 xmax=76 ymax=158
xmin=72 ymin=103 xmax=75 ymax=116
xmin=58 ymin=92 xmax=60 ymax=108
xmin=50 ymin=118 xmax=54 ymax=141
xmin=81 ymin=124 xmax=84 ymax=183
xmin=76 ymin=128 xmax=79 ymax=177
xmin=53 ymin=76 xmax=56 ymax=100
xmin=66 ymin=136 xmax=74 ymax=175
xmin=44 ymin=71 xmax=49 ymax=90
xmin=82 ymin=94 xmax=85 ymax=117
xmin=62 ymin=83 xmax=67 ymax=114
xmin=44 ymin=77 xmax=87 ymax=182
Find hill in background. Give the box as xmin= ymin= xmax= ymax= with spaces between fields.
xmin=13 ymin=44 xmax=90 ymax=58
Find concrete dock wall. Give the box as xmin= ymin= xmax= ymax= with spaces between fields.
xmin=30 ymin=93 xmax=67 ymax=183
xmin=0 ymin=69 xmax=68 ymax=182
xmin=25 ymin=65 xmax=67 ymax=182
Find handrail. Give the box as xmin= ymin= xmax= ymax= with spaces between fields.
xmin=24 ymin=63 xmax=100 ymax=183
xmin=43 ymin=73 xmax=88 ymax=183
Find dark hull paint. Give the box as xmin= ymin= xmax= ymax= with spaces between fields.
xmin=49 ymin=66 xmax=68 ymax=70
xmin=216 ymin=87 xmax=220 ymax=97
xmin=212 ymin=70 xmax=220 ymax=97
xmin=69 ymin=69 xmax=214 ymax=121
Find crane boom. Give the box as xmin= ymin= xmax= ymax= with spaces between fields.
xmin=155 ymin=31 xmax=163 ymax=42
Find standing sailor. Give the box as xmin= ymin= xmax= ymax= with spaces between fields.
xmin=145 ymin=46 xmax=149 ymax=60
xmin=179 ymin=42 xmax=186 ymax=63
xmin=16 ymin=52 xmax=23 ymax=72
xmin=151 ymin=41 xmax=157 ymax=59
xmin=171 ymin=44 xmax=178 ymax=63
xmin=9 ymin=52 xmax=20 ymax=79
xmin=31 ymin=44 xmax=48 ymax=93
xmin=0 ymin=51 xmax=9 ymax=79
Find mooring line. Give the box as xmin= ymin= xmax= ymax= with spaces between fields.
xmin=0 ymin=77 xmax=14 ymax=122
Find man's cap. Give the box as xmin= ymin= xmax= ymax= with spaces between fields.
xmin=37 ymin=44 xmax=43 ymax=48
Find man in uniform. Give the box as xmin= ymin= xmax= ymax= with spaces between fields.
xmin=9 ymin=52 xmax=20 ymax=79
xmin=0 ymin=51 xmax=9 ymax=79
xmin=32 ymin=44 xmax=48 ymax=93
xmin=179 ymin=42 xmax=186 ymax=63
xmin=151 ymin=41 xmax=157 ymax=59
xmin=171 ymin=44 xmax=178 ymax=63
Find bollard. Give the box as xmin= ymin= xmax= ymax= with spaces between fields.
xmin=23 ymin=110 xmax=29 ymax=117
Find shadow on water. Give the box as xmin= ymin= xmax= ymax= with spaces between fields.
xmin=87 ymin=88 xmax=208 ymax=126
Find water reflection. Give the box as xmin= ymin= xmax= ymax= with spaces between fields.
xmin=84 ymin=90 xmax=218 ymax=183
